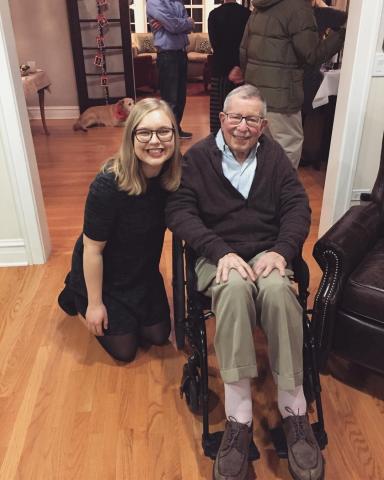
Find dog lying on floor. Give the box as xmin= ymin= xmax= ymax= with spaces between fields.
xmin=73 ymin=97 xmax=135 ymax=131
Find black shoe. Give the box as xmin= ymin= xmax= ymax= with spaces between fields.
xmin=178 ymin=130 xmax=192 ymax=140
xmin=58 ymin=285 xmax=78 ymax=316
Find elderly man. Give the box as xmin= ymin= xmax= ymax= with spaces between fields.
xmin=166 ymin=84 xmax=322 ymax=480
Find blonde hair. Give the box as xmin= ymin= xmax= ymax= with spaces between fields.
xmin=102 ymin=98 xmax=181 ymax=195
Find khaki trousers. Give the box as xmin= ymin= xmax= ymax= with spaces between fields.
xmin=267 ymin=111 xmax=303 ymax=169
xmin=195 ymin=252 xmax=303 ymax=390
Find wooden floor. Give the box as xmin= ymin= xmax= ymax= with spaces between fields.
xmin=1 ymin=88 xmax=383 ymax=479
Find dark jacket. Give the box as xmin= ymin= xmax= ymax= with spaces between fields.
xmin=208 ymin=2 xmax=250 ymax=77
xmin=165 ymin=134 xmax=311 ymax=264
xmin=302 ymin=6 xmax=347 ymax=114
xmin=239 ymin=0 xmax=346 ymax=113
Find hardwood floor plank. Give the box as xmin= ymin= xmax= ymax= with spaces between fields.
xmin=0 ymin=345 xmax=50 ymax=479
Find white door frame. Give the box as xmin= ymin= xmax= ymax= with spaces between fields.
xmin=319 ymin=0 xmax=384 ymax=235
xmin=0 ymin=1 xmax=50 ymax=265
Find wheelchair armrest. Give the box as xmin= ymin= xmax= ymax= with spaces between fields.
xmin=312 ymin=202 xmax=383 ymax=369
xmin=172 ymin=236 xmax=187 ymax=349
xmin=292 ymin=254 xmax=310 ymax=309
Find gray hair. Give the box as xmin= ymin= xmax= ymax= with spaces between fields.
xmin=223 ymin=84 xmax=267 ymax=117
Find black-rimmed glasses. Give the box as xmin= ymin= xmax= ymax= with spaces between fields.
xmin=223 ymin=112 xmax=264 ymax=128
xmin=133 ymin=127 xmax=175 ymax=143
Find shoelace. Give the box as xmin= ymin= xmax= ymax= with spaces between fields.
xmin=285 ymin=407 xmax=306 ymax=440
xmin=223 ymin=416 xmax=243 ymax=451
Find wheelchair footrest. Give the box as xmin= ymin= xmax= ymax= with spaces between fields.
xmin=202 ymin=431 xmax=260 ymax=461
xmin=270 ymin=421 xmax=328 ymax=459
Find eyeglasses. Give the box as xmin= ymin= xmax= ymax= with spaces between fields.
xmin=133 ymin=127 xmax=175 ymax=143
xmin=223 ymin=112 xmax=264 ymax=128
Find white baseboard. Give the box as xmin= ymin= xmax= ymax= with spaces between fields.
xmin=0 ymin=239 xmax=28 ymax=267
xmin=27 ymin=106 xmax=80 ymax=120
xmin=350 ymin=188 xmax=371 ymax=201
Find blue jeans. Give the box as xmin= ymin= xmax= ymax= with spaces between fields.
xmin=157 ymin=50 xmax=188 ymax=128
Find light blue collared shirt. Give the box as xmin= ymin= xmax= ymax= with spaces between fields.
xmin=146 ymin=0 xmax=193 ymax=51
xmin=215 ymin=130 xmax=259 ymax=199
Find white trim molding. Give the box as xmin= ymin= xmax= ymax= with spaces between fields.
xmin=27 ymin=106 xmax=80 ymax=120
xmin=319 ymin=0 xmax=384 ymax=236
xmin=0 ymin=2 xmax=51 ymax=265
xmin=0 ymin=239 xmax=28 ymax=267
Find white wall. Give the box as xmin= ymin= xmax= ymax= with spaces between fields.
xmin=0 ymin=133 xmax=20 ymax=239
xmin=352 ymin=6 xmax=384 ymax=194
xmin=0 ymin=128 xmax=24 ymax=265
xmin=319 ymin=0 xmax=384 ymax=235
xmin=9 ymin=0 xmax=78 ymax=109
xmin=0 ymin=0 xmax=50 ymax=266
xmin=352 ymin=78 xmax=384 ymax=195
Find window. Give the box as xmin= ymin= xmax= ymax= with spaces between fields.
xmin=184 ymin=0 xmax=203 ymax=33
xmin=129 ymin=0 xmax=246 ymax=34
xmin=129 ymin=7 xmax=135 ymax=32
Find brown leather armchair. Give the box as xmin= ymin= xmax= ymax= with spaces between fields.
xmin=312 ymin=134 xmax=384 ymax=374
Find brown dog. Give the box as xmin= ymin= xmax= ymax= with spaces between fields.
xmin=73 ymin=97 xmax=135 ymax=131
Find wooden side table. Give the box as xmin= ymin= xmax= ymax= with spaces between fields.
xmin=22 ymin=70 xmax=51 ymax=135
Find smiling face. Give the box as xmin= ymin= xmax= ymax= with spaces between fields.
xmin=133 ymin=109 xmax=176 ymax=178
xmin=219 ymin=96 xmax=267 ymax=163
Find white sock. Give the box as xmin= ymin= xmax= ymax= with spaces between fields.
xmin=278 ymin=385 xmax=307 ymax=418
xmin=224 ymin=378 xmax=253 ymax=426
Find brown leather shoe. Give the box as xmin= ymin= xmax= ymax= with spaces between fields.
xmin=283 ymin=407 xmax=324 ymax=480
xmin=213 ymin=418 xmax=252 ymax=480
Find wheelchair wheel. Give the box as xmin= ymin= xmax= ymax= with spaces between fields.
xmin=180 ymin=363 xmax=201 ymax=414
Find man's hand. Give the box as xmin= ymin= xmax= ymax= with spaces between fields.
xmin=216 ymin=253 xmax=256 ymax=284
xmin=150 ymin=19 xmax=163 ymax=32
xmin=228 ymin=66 xmax=244 ymax=85
xmin=252 ymin=252 xmax=287 ymax=279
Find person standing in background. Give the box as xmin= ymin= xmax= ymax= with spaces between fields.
xmin=147 ymin=0 xmax=194 ymax=140
xmin=239 ymin=0 xmax=346 ymax=169
xmin=302 ymin=2 xmax=347 ymax=118
xmin=208 ymin=0 xmax=250 ymax=134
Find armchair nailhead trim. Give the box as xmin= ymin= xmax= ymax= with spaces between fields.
xmin=314 ymin=249 xmax=340 ymax=346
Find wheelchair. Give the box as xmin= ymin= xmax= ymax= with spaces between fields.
xmin=172 ymin=235 xmax=328 ymax=460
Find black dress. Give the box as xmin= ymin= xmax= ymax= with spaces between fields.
xmin=60 ymin=172 xmax=170 ymax=335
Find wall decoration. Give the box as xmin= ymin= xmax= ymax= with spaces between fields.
xmin=96 ymin=0 xmax=110 ymax=103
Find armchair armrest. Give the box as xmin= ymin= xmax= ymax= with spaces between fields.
xmin=312 ymin=202 xmax=382 ymax=369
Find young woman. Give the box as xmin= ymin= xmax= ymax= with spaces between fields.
xmin=58 ymin=98 xmax=181 ymax=362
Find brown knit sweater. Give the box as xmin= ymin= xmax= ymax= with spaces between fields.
xmin=165 ymin=134 xmax=311 ymax=264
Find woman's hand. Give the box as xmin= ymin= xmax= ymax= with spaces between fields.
xmin=85 ymin=303 xmax=108 ymax=336
xmin=83 ymin=234 xmax=107 ymax=336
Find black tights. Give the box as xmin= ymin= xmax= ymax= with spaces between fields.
xmin=96 ymin=320 xmax=170 ymax=363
